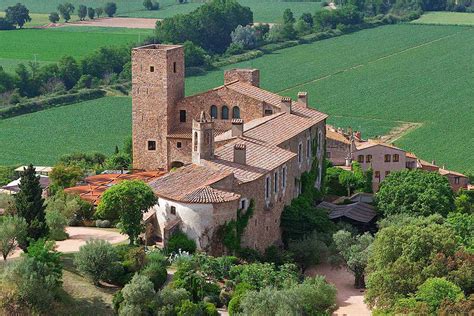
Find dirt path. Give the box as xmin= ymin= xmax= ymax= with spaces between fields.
xmin=306 ymin=263 xmax=371 ymax=316
xmin=46 ymin=17 xmax=159 ymax=29
xmin=2 ymin=227 xmax=128 ymax=260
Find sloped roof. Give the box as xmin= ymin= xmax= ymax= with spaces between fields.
xmin=318 ymin=201 xmax=377 ymax=223
xmin=439 ymin=168 xmax=467 ymax=178
xmin=2 ymin=175 xmax=50 ymax=193
xmin=355 ymin=140 xmax=405 ymax=152
xmin=204 ymin=137 xmax=296 ymax=183
xmin=149 ymin=164 xmax=238 ymax=203
xmin=326 ymin=127 xmax=351 ymax=144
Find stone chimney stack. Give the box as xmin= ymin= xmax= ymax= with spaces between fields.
xmin=233 ymin=144 xmax=246 ymax=165
xmin=354 ymin=131 xmax=362 ymax=140
xmin=231 ymin=119 xmax=244 ymax=137
xmin=432 ymin=160 xmax=436 ymax=165
xmin=281 ymin=97 xmax=292 ymax=114
xmin=297 ymin=92 xmax=308 ymax=107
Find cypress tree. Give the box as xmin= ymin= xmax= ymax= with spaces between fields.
xmin=15 ymin=164 xmax=49 ymax=250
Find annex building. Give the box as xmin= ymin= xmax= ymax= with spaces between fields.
xmin=131 ymin=44 xmax=327 ymax=254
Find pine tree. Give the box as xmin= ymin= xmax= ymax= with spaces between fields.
xmin=15 ymin=165 xmax=49 ymax=250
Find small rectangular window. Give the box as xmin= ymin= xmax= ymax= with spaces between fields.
xmin=298 ymin=143 xmax=303 ymax=163
xmin=241 ymin=200 xmax=246 ymax=209
xmin=274 ymin=171 xmax=278 ymax=193
xmin=173 ymin=62 xmax=177 ymax=73
xmin=265 ymin=176 xmax=270 ymax=199
xmin=177 ymin=142 xmax=182 ymax=149
xmin=307 ymin=139 xmax=311 ymax=158
xmin=170 ymin=206 xmax=176 ymax=215
xmin=327 ymin=152 xmax=331 ymax=158
xmin=179 ymin=110 xmax=186 ymax=123
xmin=393 ymin=154 xmax=399 ymax=162
xmin=282 ymin=166 xmax=287 ymax=189
xmin=454 ymin=177 xmax=460 ymax=184
xmin=358 ymin=155 xmax=364 ymax=163
xmin=148 ymin=140 xmax=156 ymax=151
xmin=375 ymin=171 xmax=380 ymax=178
xmin=150 ymin=66 xmax=154 ymax=72
xmin=366 ymin=155 xmax=372 ymax=163
xmin=264 ymin=109 xmax=273 ymax=116
xmin=385 ymin=154 xmax=391 ymax=163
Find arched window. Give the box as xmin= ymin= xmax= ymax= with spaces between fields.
xmin=194 ymin=132 xmax=198 ymax=151
xmin=221 ymin=106 xmax=229 ymax=120
xmin=210 ymin=105 xmax=218 ymax=119
xmin=232 ymin=106 xmax=240 ymax=119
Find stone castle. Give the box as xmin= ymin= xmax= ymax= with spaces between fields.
xmin=132 ymin=44 xmax=327 ymax=254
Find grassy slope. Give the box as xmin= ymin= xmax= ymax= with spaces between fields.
xmin=411 ymin=12 xmax=474 ymax=26
xmin=1 ymin=24 xmax=472 ymax=173
xmin=0 ymin=97 xmax=131 ymax=165
xmin=0 ymin=27 xmax=153 ymax=73
xmin=0 ymin=0 xmax=323 ymax=23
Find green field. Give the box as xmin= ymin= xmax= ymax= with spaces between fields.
xmin=0 ymin=27 xmax=153 ymax=73
xmin=0 ymin=0 xmax=323 ymax=23
xmin=412 ymin=12 xmax=474 ymax=26
xmin=1 ymin=24 xmax=473 ymax=174
xmin=0 ymin=12 xmax=53 ymax=27
xmin=0 ymin=97 xmax=131 ymax=165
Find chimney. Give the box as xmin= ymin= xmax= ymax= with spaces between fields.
xmin=297 ymin=92 xmax=308 ymax=107
xmin=354 ymin=131 xmax=362 ymax=140
xmin=281 ymin=97 xmax=292 ymax=114
xmin=233 ymin=144 xmax=246 ymax=165
xmin=432 ymin=160 xmax=436 ymax=165
xmin=231 ymin=119 xmax=244 ymax=137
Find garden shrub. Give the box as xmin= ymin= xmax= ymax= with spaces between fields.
xmin=46 ymin=209 xmax=68 ymax=241
xmin=141 ymin=262 xmax=168 ymax=291
xmin=154 ymin=286 xmax=191 ymax=313
xmin=74 ymin=239 xmax=118 ymax=285
xmin=229 ymin=262 xmax=299 ymax=290
xmin=166 ymin=231 xmax=197 ymax=254
xmin=95 ymin=219 xmax=111 ymax=228
xmin=119 ymin=274 xmax=155 ymax=315
xmin=146 ymin=250 xmax=169 ymax=267
xmin=415 ymin=277 xmax=465 ymax=313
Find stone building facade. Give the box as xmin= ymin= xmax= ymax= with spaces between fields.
xmin=133 ymin=44 xmax=328 ymax=253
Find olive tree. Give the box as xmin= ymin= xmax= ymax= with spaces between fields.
xmin=0 ymin=216 xmax=27 ymax=260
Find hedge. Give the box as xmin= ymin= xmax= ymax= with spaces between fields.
xmin=0 ymin=89 xmax=106 ymax=119
xmin=212 ymin=50 xmax=264 ymax=68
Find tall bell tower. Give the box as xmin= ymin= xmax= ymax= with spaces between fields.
xmin=192 ymin=112 xmax=215 ymax=165
xmin=131 ymin=44 xmax=185 ymax=171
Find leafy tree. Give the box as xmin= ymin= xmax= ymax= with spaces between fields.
xmin=46 ymin=210 xmax=68 ymax=241
xmin=0 ymin=216 xmax=27 ymax=260
xmin=50 ymin=164 xmax=83 ymax=190
xmin=57 ymin=55 xmax=81 ymax=89
xmin=454 ymin=193 xmax=472 ymax=214
xmin=105 ymin=152 xmax=131 ymax=173
xmin=48 ymin=12 xmax=60 ymax=23
xmin=331 ymin=230 xmax=373 ymax=288
xmin=231 ymin=25 xmax=257 ymax=49
xmin=57 ymin=3 xmax=75 ymax=22
xmin=87 ymin=7 xmax=95 ymax=20
xmin=78 ymin=5 xmax=87 ymax=21
xmin=415 ymin=277 xmax=464 ymax=313
xmin=15 ymin=165 xmax=48 ymax=250
xmin=288 ymin=231 xmax=328 ymax=272
xmin=446 ymin=212 xmax=473 ymax=250
xmin=0 ymin=165 xmax=16 ymax=186
xmin=45 ymin=191 xmax=92 ymax=222
xmin=365 ymin=215 xmax=463 ymax=310
xmin=96 ymin=180 xmax=157 ymax=244
xmin=74 ymin=239 xmax=119 ymax=285
xmin=294 ymin=19 xmax=312 ymax=35
xmin=141 ymin=261 xmax=167 ymax=291
xmin=0 ymin=17 xmax=15 ymax=30
xmin=338 ymin=170 xmax=360 ymax=196
xmin=283 ymin=8 xmax=295 ymax=24
xmin=143 ymin=0 xmax=160 ymax=10
xmin=376 ymin=169 xmax=454 ymax=217
xmin=104 ymin=2 xmax=118 ymax=17
xmin=155 ymin=0 xmax=253 ymax=53
xmin=81 ymin=46 xmax=129 ymax=79
xmin=58 ymin=151 xmax=107 ymax=170
xmin=95 ymin=7 xmax=104 ymax=18
xmin=5 ymin=3 xmax=31 ymax=28
xmin=119 ymin=274 xmax=155 ymax=315
xmin=300 ymin=12 xmax=314 ymax=26
xmin=4 ymin=239 xmax=62 ymax=311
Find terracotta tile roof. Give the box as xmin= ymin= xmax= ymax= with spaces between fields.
xmin=355 ymin=140 xmax=404 ymax=151
xmin=418 ymin=159 xmax=440 ymax=170
xmin=215 ymin=113 xmax=284 ymax=142
xmin=326 ymin=127 xmax=351 ymax=144
xmin=406 ymin=152 xmax=418 ymax=159
xmin=65 ymin=171 xmax=165 ymax=206
xmin=149 ymin=164 xmax=238 ymax=203
xmin=318 ymin=201 xmax=377 ymax=223
xmin=204 ymin=137 xmax=296 ymax=183
xmin=243 ymin=112 xmax=315 ymax=146
xmin=439 ymin=168 xmax=467 ymax=178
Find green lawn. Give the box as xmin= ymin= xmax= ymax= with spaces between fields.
xmin=411 ymin=12 xmax=474 ymax=26
xmin=0 ymin=97 xmax=131 ymax=165
xmin=0 ymin=27 xmax=153 ymax=73
xmin=0 ymin=0 xmax=324 ymax=23
xmin=1 ymin=24 xmax=473 ymax=174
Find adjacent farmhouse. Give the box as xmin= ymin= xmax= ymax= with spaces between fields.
xmin=131 ymin=44 xmax=327 ymax=253
xmin=326 ymin=126 xmax=469 ymax=192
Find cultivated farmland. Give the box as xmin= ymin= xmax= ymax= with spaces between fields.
xmin=0 ymin=0 xmax=323 ymax=23
xmin=1 ymin=24 xmax=473 ymax=173
xmin=411 ymin=12 xmax=474 ymax=26
xmin=0 ymin=27 xmax=153 ymax=73
xmin=0 ymin=97 xmax=131 ymax=165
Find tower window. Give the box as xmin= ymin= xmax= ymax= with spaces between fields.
xmin=193 ymin=132 xmax=198 ymax=151
xmin=177 ymin=142 xmax=182 ymax=148
xmin=210 ymin=105 xmax=218 ymax=119
xmin=147 ymin=140 xmax=156 ymax=151
xmin=232 ymin=106 xmax=240 ymax=119
xmin=264 ymin=109 xmax=273 ymax=116
xmin=179 ymin=110 xmax=186 ymax=122
xmin=150 ymin=66 xmax=154 ymax=72
xmin=221 ymin=106 xmax=229 ymax=120
xmin=170 ymin=206 xmax=176 ymax=215
xmin=173 ymin=62 xmax=177 ymax=73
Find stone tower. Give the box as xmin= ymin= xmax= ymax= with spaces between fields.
xmin=131 ymin=44 xmax=185 ymax=171
xmin=192 ymin=112 xmax=215 ymax=165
